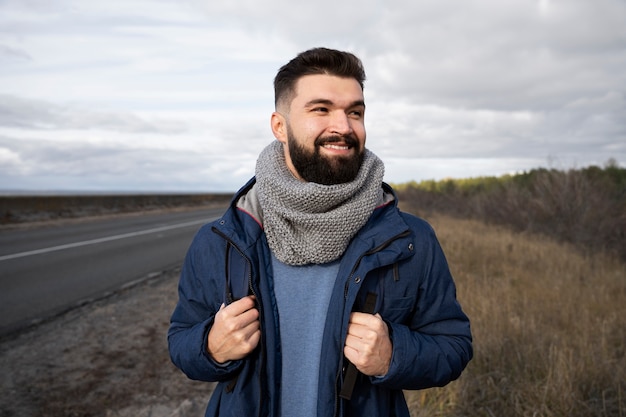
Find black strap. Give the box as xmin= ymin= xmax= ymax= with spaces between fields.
xmin=339 ymin=291 xmax=378 ymax=400
xmin=225 ymin=244 xmax=234 ymax=304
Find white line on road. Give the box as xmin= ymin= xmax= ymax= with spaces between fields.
xmin=0 ymin=218 xmax=209 ymax=262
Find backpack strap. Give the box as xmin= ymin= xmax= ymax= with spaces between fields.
xmin=223 ymin=242 xmax=253 ymax=393
xmin=225 ymin=242 xmax=251 ymax=304
xmin=339 ymin=291 xmax=378 ymax=400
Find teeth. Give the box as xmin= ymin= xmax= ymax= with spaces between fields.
xmin=324 ymin=144 xmax=349 ymax=150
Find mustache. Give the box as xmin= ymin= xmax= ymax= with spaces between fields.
xmin=314 ymin=135 xmax=359 ymax=148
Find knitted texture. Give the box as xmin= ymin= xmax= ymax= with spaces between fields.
xmin=255 ymin=141 xmax=384 ymax=266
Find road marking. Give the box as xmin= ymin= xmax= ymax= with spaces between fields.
xmin=0 ymin=218 xmax=209 ymax=262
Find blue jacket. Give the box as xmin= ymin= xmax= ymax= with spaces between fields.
xmin=168 ymin=179 xmax=472 ymax=417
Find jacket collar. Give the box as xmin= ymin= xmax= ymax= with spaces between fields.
xmin=216 ymin=177 xmax=408 ymax=254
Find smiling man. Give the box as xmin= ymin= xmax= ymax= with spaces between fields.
xmin=168 ymin=47 xmax=473 ymax=417
xmin=273 ymin=72 xmax=366 ymax=185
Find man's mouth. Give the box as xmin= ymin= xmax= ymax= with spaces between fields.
xmin=323 ymin=143 xmax=350 ymax=150
xmin=316 ymin=135 xmax=358 ymax=150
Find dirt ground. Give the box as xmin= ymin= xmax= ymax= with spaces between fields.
xmin=0 ymin=267 xmax=215 ymax=417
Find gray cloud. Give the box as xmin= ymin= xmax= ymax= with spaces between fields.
xmin=0 ymin=135 xmax=253 ymax=192
xmin=0 ymin=0 xmax=624 ymax=191
xmin=0 ymin=44 xmax=32 ymax=62
xmin=361 ymin=1 xmax=626 ymax=110
xmin=0 ymin=95 xmax=188 ymax=133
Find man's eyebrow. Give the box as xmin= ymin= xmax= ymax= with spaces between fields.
xmin=304 ymin=98 xmax=366 ymax=108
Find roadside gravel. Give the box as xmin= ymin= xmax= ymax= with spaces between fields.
xmin=0 ymin=267 xmax=213 ymax=417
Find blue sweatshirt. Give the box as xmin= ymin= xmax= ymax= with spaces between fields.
xmin=272 ymin=254 xmax=340 ymax=417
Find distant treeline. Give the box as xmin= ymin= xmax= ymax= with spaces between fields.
xmin=395 ymin=161 xmax=626 ymax=261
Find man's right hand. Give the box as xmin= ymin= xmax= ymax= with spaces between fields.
xmin=207 ymin=296 xmax=261 ymax=364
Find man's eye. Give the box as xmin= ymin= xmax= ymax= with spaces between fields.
xmin=313 ymin=107 xmax=328 ymax=113
xmin=349 ymin=110 xmax=363 ymax=118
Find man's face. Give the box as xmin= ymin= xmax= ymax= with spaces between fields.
xmin=272 ymin=74 xmax=366 ymax=185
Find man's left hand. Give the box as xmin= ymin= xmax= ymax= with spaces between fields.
xmin=344 ymin=312 xmax=392 ymax=377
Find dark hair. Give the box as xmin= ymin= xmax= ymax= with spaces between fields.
xmin=273 ymin=47 xmax=366 ymax=109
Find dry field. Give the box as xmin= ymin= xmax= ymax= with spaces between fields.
xmin=1 ymin=212 xmax=624 ymax=416
xmin=406 ymin=213 xmax=626 ymax=417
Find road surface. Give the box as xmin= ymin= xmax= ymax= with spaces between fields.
xmin=0 ymin=207 xmax=225 ymax=337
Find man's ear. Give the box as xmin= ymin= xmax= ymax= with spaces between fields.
xmin=271 ymin=112 xmax=288 ymax=144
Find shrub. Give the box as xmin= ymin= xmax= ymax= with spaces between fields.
xmin=395 ymin=164 xmax=626 ymax=261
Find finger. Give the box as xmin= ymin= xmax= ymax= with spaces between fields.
xmin=346 ymin=326 xmax=365 ymax=341
xmin=231 ymin=319 xmax=261 ymax=353
xmin=343 ymin=343 xmax=358 ymax=362
xmin=219 ymin=308 xmax=259 ymax=335
xmin=241 ymin=313 xmax=261 ymax=334
xmin=247 ymin=327 xmax=262 ymax=349
xmin=349 ymin=312 xmax=378 ymax=326
xmin=343 ymin=338 xmax=370 ymax=369
xmin=346 ymin=319 xmax=373 ymax=339
xmin=344 ymin=334 xmax=358 ymax=352
xmin=239 ymin=304 xmax=260 ymax=327
xmin=223 ymin=295 xmax=257 ymax=316
xmin=350 ymin=313 xmax=386 ymax=335
xmin=345 ymin=333 xmax=370 ymax=353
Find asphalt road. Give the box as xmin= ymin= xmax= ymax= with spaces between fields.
xmin=0 ymin=207 xmax=226 ymax=337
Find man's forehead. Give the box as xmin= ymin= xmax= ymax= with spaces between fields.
xmin=293 ymin=74 xmax=364 ymax=103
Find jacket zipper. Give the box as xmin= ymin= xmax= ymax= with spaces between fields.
xmin=342 ymin=230 xmax=411 ymax=299
xmin=334 ymin=229 xmax=411 ymax=417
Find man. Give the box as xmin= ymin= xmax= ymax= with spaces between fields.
xmin=168 ymin=47 xmax=472 ymax=417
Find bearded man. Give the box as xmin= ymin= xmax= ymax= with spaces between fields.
xmin=168 ymin=47 xmax=473 ymax=417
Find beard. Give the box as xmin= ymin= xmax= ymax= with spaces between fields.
xmin=287 ymin=129 xmax=364 ymax=185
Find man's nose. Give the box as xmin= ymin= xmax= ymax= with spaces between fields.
xmin=329 ymin=111 xmax=353 ymax=136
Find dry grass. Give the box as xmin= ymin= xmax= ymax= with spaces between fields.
xmin=404 ymin=213 xmax=626 ymax=417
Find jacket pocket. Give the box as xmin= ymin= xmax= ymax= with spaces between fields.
xmin=380 ymin=296 xmax=414 ymax=323
xmin=378 ymin=264 xmax=417 ymax=323
xmin=356 ymin=266 xmax=416 ymax=323
xmin=205 ymin=359 xmax=263 ymax=417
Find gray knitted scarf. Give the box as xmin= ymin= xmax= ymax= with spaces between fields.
xmin=255 ymin=141 xmax=385 ymax=266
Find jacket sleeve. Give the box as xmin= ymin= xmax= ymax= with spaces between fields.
xmin=374 ymin=217 xmax=472 ymax=390
xmin=167 ymin=225 xmax=243 ymax=382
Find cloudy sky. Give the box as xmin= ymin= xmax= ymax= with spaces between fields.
xmin=1 ymin=0 xmax=624 ymax=193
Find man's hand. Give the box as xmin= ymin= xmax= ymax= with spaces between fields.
xmin=344 ymin=312 xmax=392 ymax=377
xmin=207 ymin=296 xmax=261 ymax=364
